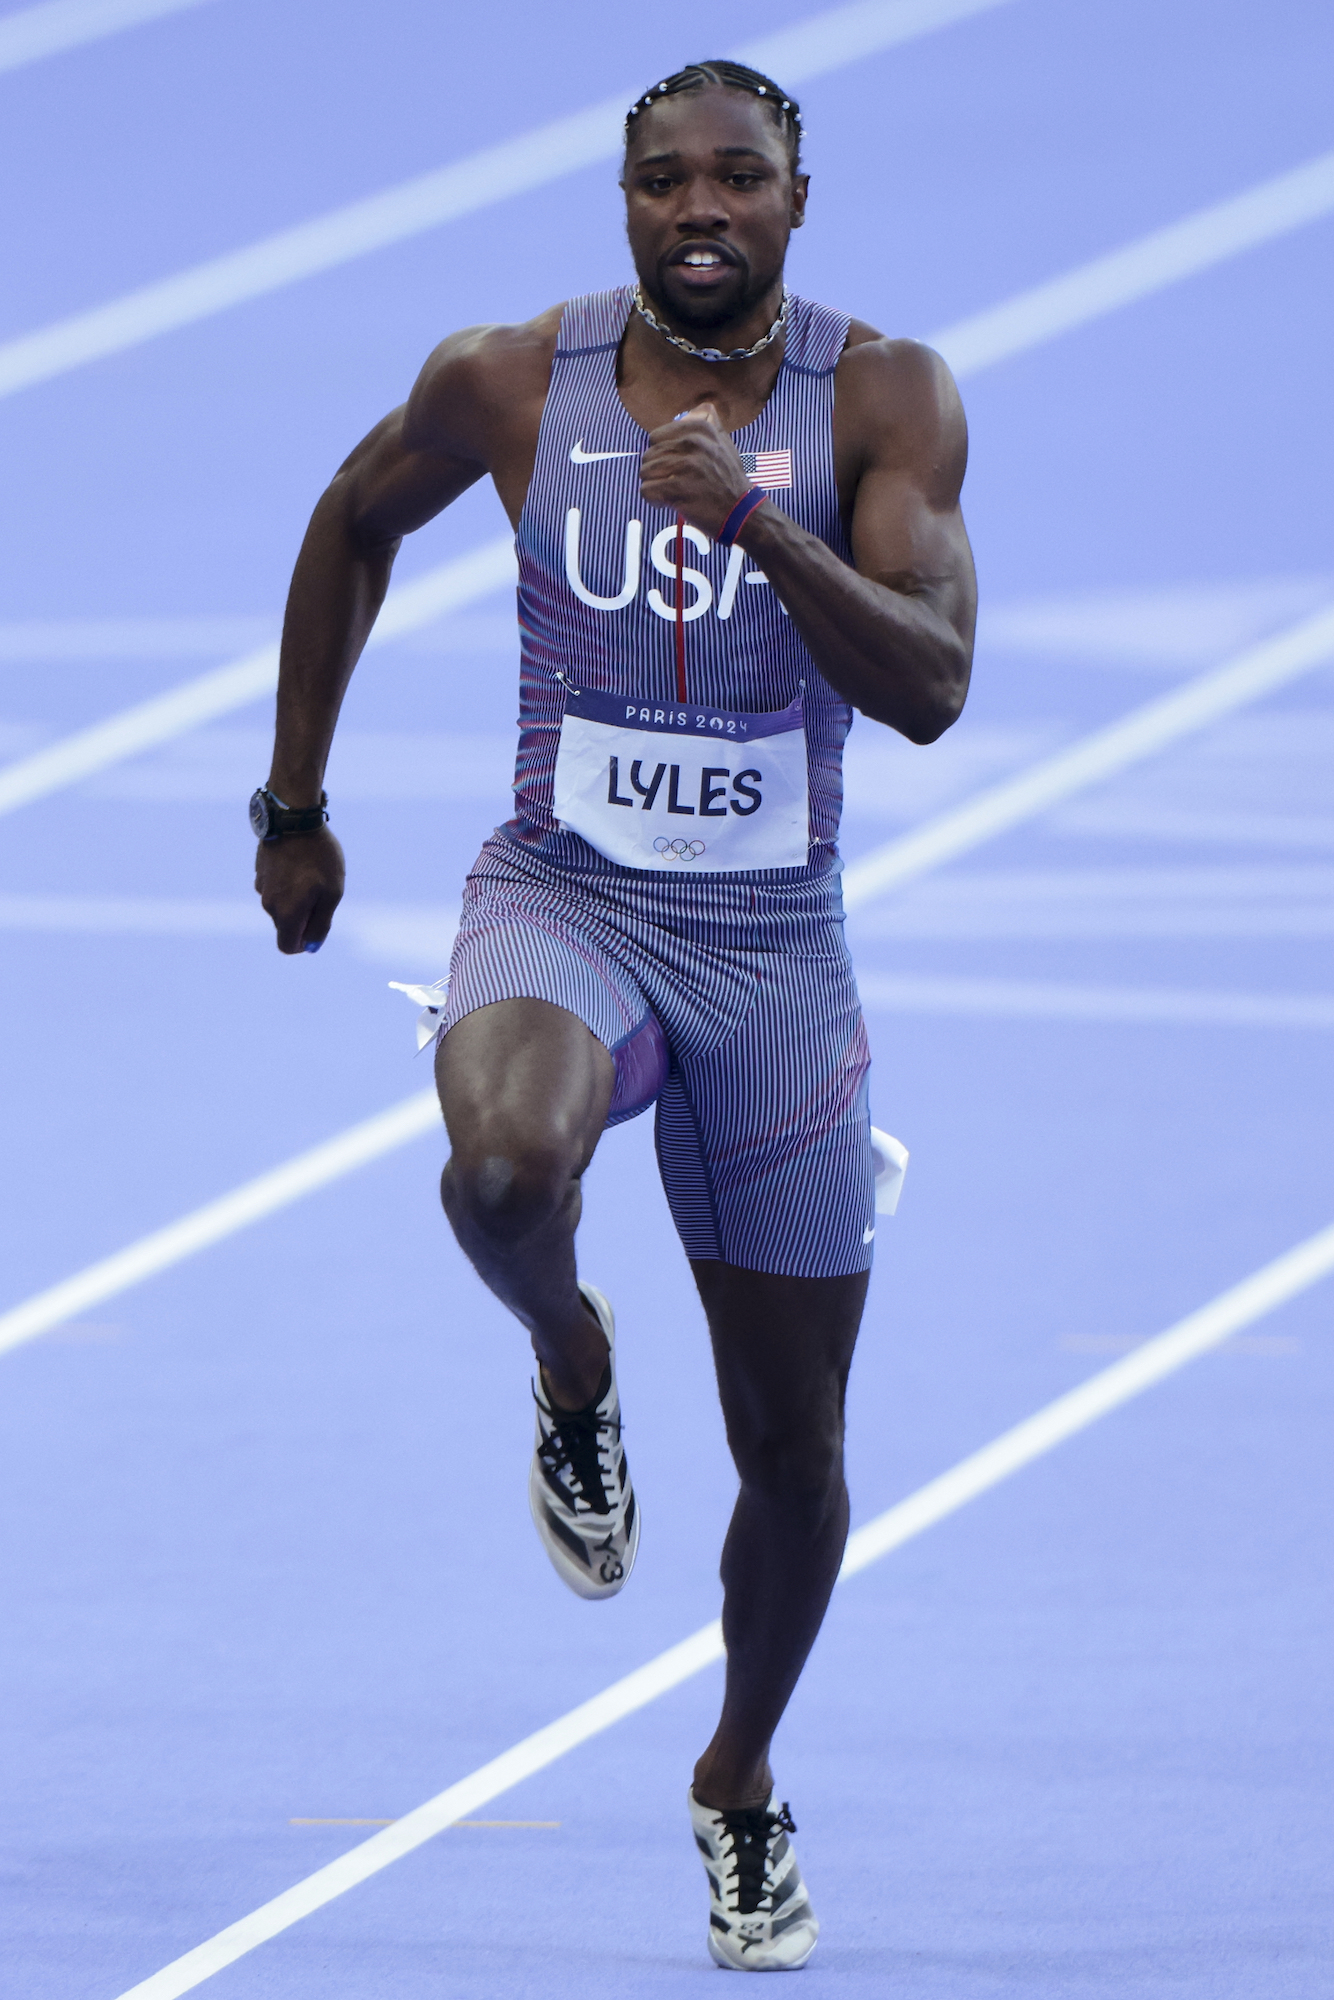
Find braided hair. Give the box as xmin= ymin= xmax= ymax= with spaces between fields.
xmin=624 ymin=61 xmax=804 ymax=174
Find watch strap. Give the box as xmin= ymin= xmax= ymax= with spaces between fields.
xmin=251 ymin=787 xmax=329 ymax=840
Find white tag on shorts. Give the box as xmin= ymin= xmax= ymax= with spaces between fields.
xmin=552 ymin=687 xmax=809 ymax=872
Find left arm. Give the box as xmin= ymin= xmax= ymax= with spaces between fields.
xmin=638 ymin=338 xmax=976 ymax=745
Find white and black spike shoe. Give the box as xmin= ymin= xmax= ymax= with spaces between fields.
xmin=527 ymin=1283 xmax=639 ymax=1600
xmin=689 ymin=1788 xmax=820 ymax=1971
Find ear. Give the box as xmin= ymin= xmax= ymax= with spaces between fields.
xmin=790 ymin=173 xmax=810 ymax=230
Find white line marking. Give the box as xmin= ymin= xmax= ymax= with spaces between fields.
xmin=0 ymin=535 xmax=516 ymax=818
xmin=0 ymin=1091 xmax=438 ymax=1359
xmin=857 ymin=971 xmax=1334 ymax=1029
xmin=111 ymin=1216 xmax=1334 ymax=2000
xmin=0 ymin=0 xmax=212 ymax=74
xmin=0 ymin=891 xmax=459 ymax=965
xmin=1053 ymin=803 xmax=1334 ymax=854
xmin=5 ymin=174 xmax=1331 ymax=814
xmin=841 ymin=604 xmax=1334 ymax=908
xmin=5 ymin=613 xmax=1333 ymax=1352
xmin=0 ymin=0 xmax=1011 ymax=399
xmin=0 ymin=616 xmax=275 ymax=661
xmin=0 ymin=891 xmax=262 ymax=935
xmin=934 ymin=151 xmax=1334 ymax=378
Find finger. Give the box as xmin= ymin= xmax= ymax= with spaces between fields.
xmin=270 ymin=889 xmax=318 ymax=955
xmin=298 ymin=883 xmax=342 ymax=953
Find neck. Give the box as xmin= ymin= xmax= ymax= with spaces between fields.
xmin=636 ymin=275 xmax=787 ymax=354
xmin=617 ymin=305 xmax=787 ymax=432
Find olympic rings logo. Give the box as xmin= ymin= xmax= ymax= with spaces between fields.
xmin=653 ymin=838 xmax=707 ymax=860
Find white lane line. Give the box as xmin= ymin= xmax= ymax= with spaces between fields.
xmin=0 ymin=0 xmax=212 ymax=74
xmin=841 ymin=604 xmax=1334 ymax=909
xmin=0 ymin=1091 xmax=438 ymax=1359
xmin=934 ymin=149 xmax=1334 ymax=377
xmin=0 ymin=615 xmax=275 ymax=661
xmin=3 ymin=600 xmax=1332 ymax=1354
xmin=5 ymin=189 xmax=1333 ymax=818
xmin=857 ymin=970 xmax=1334 ymax=1029
xmin=112 ymin=1214 xmax=1334 ymax=2000
xmin=0 ymin=891 xmax=262 ymax=935
xmin=0 ymin=535 xmax=516 ymax=818
xmin=6 ymin=611 xmax=1334 ymax=1354
xmin=0 ymin=0 xmax=1010 ymax=399
xmin=4 ymin=553 xmax=1330 ymax=843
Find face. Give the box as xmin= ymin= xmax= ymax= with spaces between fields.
xmin=622 ymin=88 xmax=808 ymax=331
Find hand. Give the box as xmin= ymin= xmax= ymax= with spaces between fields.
xmin=638 ymin=403 xmax=751 ymax=539
xmin=255 ymin=826 xmax=346 ymax=954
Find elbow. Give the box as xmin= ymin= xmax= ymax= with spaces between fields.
xmin=902 ymin=690 xmax=964 ymax=745
xmin=908 ymin=633 xmax=972 ymax=742
xmin=868 ymin=648 xmax=971 ymax=744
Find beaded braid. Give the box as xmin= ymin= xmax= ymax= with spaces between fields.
xmin=624 ymin=60 xmax=804 ymax=172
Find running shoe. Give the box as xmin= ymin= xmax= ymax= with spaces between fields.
xmin=689 ymin=1787 xmax=820 ymax=1971
xmin=528 ymin=1282 xmax=639 ymax=1600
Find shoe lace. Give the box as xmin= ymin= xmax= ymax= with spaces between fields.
xmin=533 ymin=1384 xmax=622 ymax=1517
xmin=718 ymin=1801 xmax=797 ymax=1916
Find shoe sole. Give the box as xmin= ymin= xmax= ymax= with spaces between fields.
xmin=707 ymin=1925 xmax=819 ymax=1972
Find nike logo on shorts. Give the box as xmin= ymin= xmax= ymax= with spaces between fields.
xmin=862 ymin=1225 xmax=876 ymax=1244
xmin=570 ymin=441 xmax=638 ymax=463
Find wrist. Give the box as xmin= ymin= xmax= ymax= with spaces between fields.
xmin=249 ymin=785 xmax=329 ymax=842
xmin=717 ymin=487 xmax=767 ymax=549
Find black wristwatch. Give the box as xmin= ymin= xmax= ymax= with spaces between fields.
xmin=249 ymin=786 xmax=329 ymax=841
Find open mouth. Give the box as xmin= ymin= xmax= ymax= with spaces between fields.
xmin=668 ymin=244 xmax=738 ymax=284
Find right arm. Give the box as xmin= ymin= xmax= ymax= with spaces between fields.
xmin=255 ymin=316 xmax=553 ymax=953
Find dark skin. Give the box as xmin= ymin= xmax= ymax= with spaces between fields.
xmin=256 ymin=86 xmax=975 ymax=1810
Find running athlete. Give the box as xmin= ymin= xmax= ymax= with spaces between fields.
xmin=254 ymin=60 xmax=975 ymax=1971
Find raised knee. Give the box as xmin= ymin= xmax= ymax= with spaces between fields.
xmin=443 ymin=1138 xmax=574 ymax=1245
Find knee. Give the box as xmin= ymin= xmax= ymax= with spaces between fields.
xmin=732 ymin=1417 xmax=845 ymax=1518
xmin=442 ymin=1134 xmax=576 ymax=1246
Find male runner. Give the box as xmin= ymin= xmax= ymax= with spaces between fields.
xmin=254 ymin=60 xmax=975 ymax=1970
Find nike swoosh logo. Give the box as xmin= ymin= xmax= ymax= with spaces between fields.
xmin=570 ymin=441 xmax=638 ymax=463
xmin=862 ymin=1225 xmax=876 ymax=1244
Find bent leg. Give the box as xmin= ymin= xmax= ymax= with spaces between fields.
xmin=689 ymin=1260 xmax=868 ymax=1810
xmin=437 ymin=998 xmax=614 ymax=1409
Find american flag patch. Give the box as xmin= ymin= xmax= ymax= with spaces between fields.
xmin=739 ymin=449 xmax=792 ymax=490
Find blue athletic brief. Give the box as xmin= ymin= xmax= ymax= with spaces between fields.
xmin=440 ymin=828 xmax=875 ymax=1278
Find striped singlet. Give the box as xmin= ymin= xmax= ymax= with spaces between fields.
xmin=441 ymin=285 xmax=876 ymax=1277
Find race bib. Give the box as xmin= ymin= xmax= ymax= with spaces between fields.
xmin=552 ymin=686 xmax=809 ymax=872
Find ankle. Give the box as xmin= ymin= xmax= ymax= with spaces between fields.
xmin=692 ymin=1757 xmax=774 ymax=1813
xmin=540 ymin=1342 xmax=609 ymax=1412
xmin=534 ymin=1290 xmax=610 ymax=1410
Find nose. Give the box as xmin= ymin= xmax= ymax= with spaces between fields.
xmin=675 ymin=176 xmax=730 ymax=234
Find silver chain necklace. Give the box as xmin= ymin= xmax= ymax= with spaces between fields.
xmin=632 ymin=283 xmax=790 ymax=364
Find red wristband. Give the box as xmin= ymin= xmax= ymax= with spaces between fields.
xmin=718 ymin=487 xmax=767 ymax=548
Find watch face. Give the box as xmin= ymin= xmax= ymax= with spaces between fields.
xmin=249 ymin=788 xmax=270 ymax=838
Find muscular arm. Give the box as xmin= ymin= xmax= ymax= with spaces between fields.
xmin=640 ymin=337 xmax=976 ymax=745
xmin=256 ymin=317 xmax=553 ymax=952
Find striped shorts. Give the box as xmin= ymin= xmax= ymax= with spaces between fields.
xmin=441 ymin=828 xmax=875 ymax=1278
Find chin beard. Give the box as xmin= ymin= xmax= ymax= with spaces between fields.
xmin=648 ymin=266 xmax=779 ymax=334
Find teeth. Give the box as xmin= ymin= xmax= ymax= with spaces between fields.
xmin=684 ymin=253 xmax=722 ymax=266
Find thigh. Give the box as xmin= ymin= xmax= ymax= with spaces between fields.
xmin=436 ymin=997 xmax=614 ymax=1175
xmin=437 ymin=871 xmax=670 ymax=1158
xmin=693 ymin=1263 xmax=868 ymax=1461
xmin=656 ymin=946 xmax=875 ymax=1278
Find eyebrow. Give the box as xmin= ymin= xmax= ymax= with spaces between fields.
xmin=633 ymin=146 xmax=775 ymax=167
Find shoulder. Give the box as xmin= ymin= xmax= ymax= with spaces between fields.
xmin=837 ymin=323 xmax=964 ymax=425
xmin=833 ymin=324 xmax=967 ymax=488
xmin=402 ymin=305 xmax=565 ymax=459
